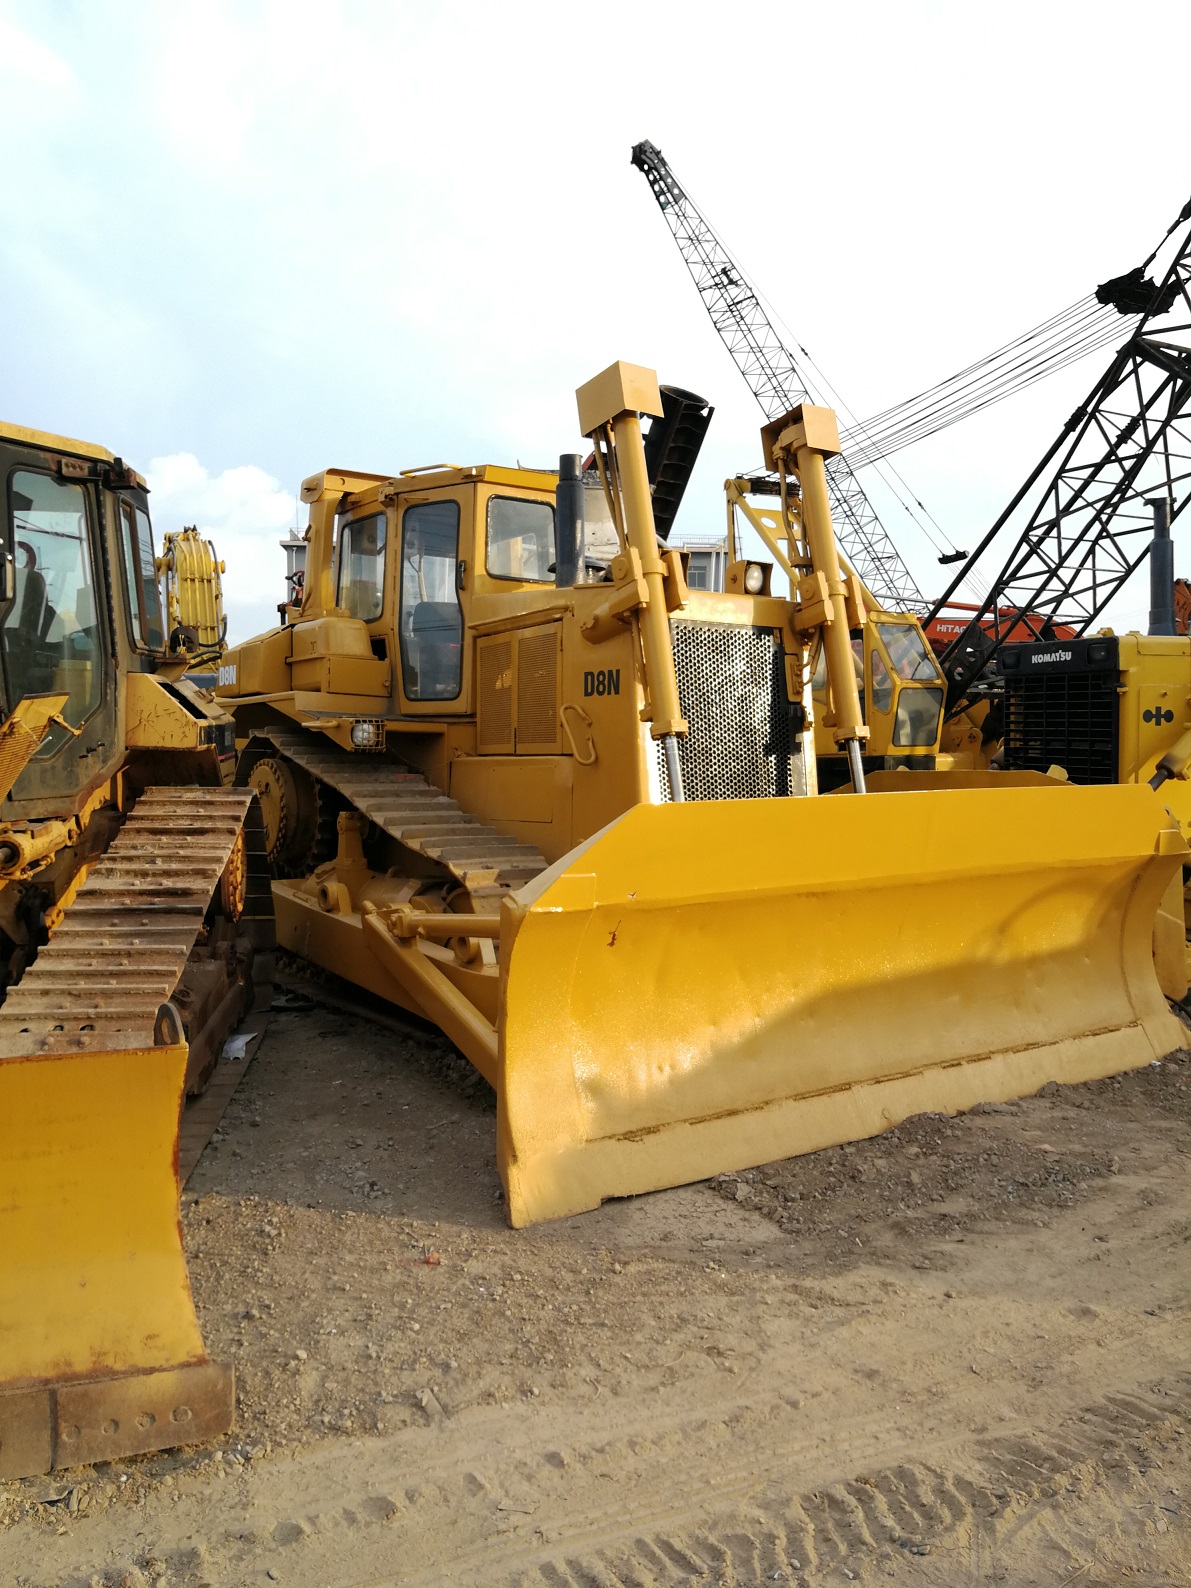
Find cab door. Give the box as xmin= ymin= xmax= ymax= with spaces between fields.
xmin=394 ymin=486 xmax=472 ymax=715
xmin=0 ymin=445 xmax=118 ymax=809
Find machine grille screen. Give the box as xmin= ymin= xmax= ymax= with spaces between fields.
xmin=1003 ymin=672 xmax=1119 ymax=783
xmin=517 ymin=628 xmax=560 ymax=750
xmin=477 ymin=638 xmax=513 ymax=751
xmin=654 ymin=620 xmax=795 ymax=801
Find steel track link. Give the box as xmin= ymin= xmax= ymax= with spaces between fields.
xmin=243 ymin=727 xmax=549 ymax=901
xmin=0 ymin=786 xmax=269 ymax=1058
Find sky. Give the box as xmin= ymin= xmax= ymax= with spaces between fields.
xmin=3 ymin=0 xmax=1189 ymax=641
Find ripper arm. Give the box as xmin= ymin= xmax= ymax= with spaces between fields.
xmin=763 ymin=405 xmax=870 ymax=792
xmin=576 ymin=362 xmax=690 ymax=800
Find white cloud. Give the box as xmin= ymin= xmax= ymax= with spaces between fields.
xmin=3 ymin=0 xmax=1189 ymax=635
xmin=146 ymin=452 xmax=298 ymax=643
xmin=0 ymin=17 xmax=75 ymax=92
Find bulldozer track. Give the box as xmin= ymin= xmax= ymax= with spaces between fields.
xmin=243 ymin=727 xmax=549 ymax=900
xmin=0 ymin=785 xmax=271 ymax=1058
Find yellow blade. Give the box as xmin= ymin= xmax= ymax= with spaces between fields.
xmin=498 ymin=784 xmax=1187 ymax=1226
xmin=0 ymin=1043 xmax=230 ymax=1477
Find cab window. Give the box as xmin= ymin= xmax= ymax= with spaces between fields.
xmin=119 ymin=497 xmax=165 ymax=650
xmin=486 ymin=497 xmax=555 ymax=582
xmin=399 ymin=500 xmax=463 ymax=700
xmin=337 ymin=511 xmax=387 ymax=621
xmin=894 ymin=687 xmax=944 ymax=746
xmin=870 ymin=648 xmax=893 ymax=713
xmin=2 ymin=469 xmax=102 ymax=731
xmin=878 ymin=623 xmax=940 ymax=681
xmin=811 ymin=638 xmax=866 ymax=713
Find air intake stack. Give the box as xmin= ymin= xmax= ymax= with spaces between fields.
xmin=1148 ymin=496 xmax=1176 ymax=636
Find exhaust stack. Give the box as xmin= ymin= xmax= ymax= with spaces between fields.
xmin=1148 ymin=496 xmax=1175 ymax=636
xmin=555 ymin=454 xmax=583 ymax=587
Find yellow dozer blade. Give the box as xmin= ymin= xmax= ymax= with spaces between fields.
xmin=498 ymin=782 xmax=1188 ymax=1226
xmin=0 ymin=1042 xmax=230 ymax=1479
xmin=0 ymin=785 xmax=270 ymax=1478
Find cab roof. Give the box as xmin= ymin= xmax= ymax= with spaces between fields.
xmin=0 ymin=420 xmax=117 ymax=464
xmin=0 ymin=420 xmax=148 ymax=488
xmin=313 ymin=463 xmax=559 ymax=510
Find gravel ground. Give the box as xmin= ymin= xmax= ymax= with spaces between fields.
xmin=2 ymin=1008 xmax=1189 ymax=1588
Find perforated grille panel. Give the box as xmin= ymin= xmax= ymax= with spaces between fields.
xmin=517 ymin=628 xmax=560 ymax=750
xmin=478 ymin=638 xmax=513 ymax=751
xmin=654 ymin=620 xmax=794 ymax=801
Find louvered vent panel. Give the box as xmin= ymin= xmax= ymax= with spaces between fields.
xmin=517 ymin=628 xmax=561 ymax=751
xmin=477 ymin=638 xmax=514 ymax=752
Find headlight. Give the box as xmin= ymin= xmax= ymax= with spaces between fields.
xmin=744 ymin=563 xmax=766 ymax=594
xmin=350 ymin=720 xmax=380 ymax=749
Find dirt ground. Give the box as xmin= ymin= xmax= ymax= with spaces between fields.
xmin=2 ymin=997 xmax=1190 ymax=1588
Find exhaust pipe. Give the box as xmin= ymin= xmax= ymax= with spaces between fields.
xmin=1148 ymin=496 xmax=1175 ymax=636
xmin=555 ymin=454 xmax=584 ymax=587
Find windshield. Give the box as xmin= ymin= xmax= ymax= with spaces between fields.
xmin=878 ymin=623 xmax=940 ymax=681
xmin=337 ymin=511 xmax=387 ymax=621
xmin=2 ymin=468 xmax=102 ymax=735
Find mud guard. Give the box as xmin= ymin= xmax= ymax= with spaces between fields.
xmin=0 ymin=1043 xmax=231 ymax=1478
xmin=498 ymin=784 xmax=1188 ymax=1226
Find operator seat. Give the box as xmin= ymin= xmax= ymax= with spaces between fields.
xmin=409 ymin=601 xmax=462 ymax=699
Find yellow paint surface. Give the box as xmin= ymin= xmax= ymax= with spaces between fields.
xmin=0 ymin=1044 xmax=205 ymax=1388
xmin=499 ymin=783 xmax=1187 ymax=1224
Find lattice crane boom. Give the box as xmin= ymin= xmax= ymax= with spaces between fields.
xmin=928 ymin=195 xmax=1191 ymax=701
xmin=631 ymin=139 xmax=926 ymax=612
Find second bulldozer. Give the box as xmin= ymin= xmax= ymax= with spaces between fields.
xmin=219 ymin=362 xmax=1188 ymax=1226
xmin=0 ymin=423 xmax=272 ymax=1478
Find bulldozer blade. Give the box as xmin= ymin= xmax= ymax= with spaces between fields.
xmin=498 ymin=783 xmax=1188 ymax=1226
xmin=0 ymin=1042 xmax=231 ymax=1478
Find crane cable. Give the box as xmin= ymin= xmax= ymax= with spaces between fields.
xmin=841 ymin=296 xmax=1130 ymax=466
xmin=735 ymin=260 xmax=969 ymax=563
xmin=674 ymin=163 xmax=1139 ymax=580
xmin=649 ymin=155 xmax=964 ymax=570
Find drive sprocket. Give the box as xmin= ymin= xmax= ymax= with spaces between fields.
xmin=246 ymin=752 xmax=340 ymax=876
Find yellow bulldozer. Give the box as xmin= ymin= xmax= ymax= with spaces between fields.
xmin=0 ymin=423 xmax=272 ymax=1479
xmin=218 ymin=361 xmax=1188 ymax=1228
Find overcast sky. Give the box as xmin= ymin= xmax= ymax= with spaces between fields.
xmin=3 ymin=1 xmax=1189 ymax=640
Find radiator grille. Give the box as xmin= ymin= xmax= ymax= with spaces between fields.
xmin=654 ymin=620 xmax=794 ymax=801
xmin=1003 ymin=672 xmax=1119 ymax=783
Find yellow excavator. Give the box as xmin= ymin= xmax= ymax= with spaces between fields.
xmin=157 ymin=524 xmax=228 ymax=679
xmin=219 ymin=362 xmax=1187 ymax=1227
xmin=0 ymin=423 xmax=272 ymax=1479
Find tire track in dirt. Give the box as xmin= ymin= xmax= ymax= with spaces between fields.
xmin=225 ymin=1360 xmax=1184 ymax=1588
xmin=467 ymin=1376 xmax=1190 ymax=1587
xmin=28 ymin=1324 xmax=1191 ymax=1586
xmin=12 ymin=1035 xmax=1191 ymax=1588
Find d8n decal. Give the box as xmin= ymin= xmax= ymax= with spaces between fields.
xmin=583 ymin=669 xmax=621 ymax=698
